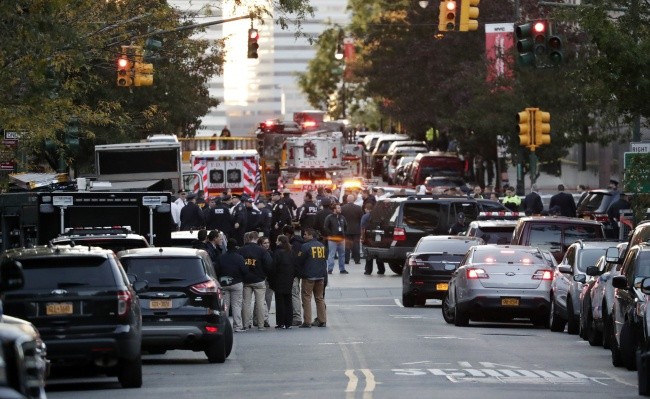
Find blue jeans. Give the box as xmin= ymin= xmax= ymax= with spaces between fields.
xmin=327 ymin=239 xmax=346 ymax=272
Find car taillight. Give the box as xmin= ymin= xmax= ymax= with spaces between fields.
xmin=205 ymin=326 xmax=219 ymax=334
xmin=408 ymin=257 xmax=426 ymax=267
xmin=393 ymin=227 xmax=406 ymax=241
xmin=532 ymin=270 xmax=553 ymax=280
xmin=466 ymin=268 xmax=489 ymax=279
xmin=191 ymin=280 xmax=218 ymax=294
xmin=117 ymin=290 xmax=132 ymax=317
xmin=593 ymin=214 xmax=610 ymax=222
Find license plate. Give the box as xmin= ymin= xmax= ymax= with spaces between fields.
xmin=46 ymin=302 xmax=73 ymax=315
xmin=375 ymin=234 xmax=381 ymax=242
xmin=436 ymin=283 xmax=449 ymax=291
xmin=501 ymin=298 xmax=519 ymax=307
xmin=150 ymin=299 xmax=173 ymax=309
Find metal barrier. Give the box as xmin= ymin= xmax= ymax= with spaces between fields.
xmin=178 ymin=137 xmax=257 ymax=162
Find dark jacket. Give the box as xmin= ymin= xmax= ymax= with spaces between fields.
xmin=289 ymin=235 xmax=305 ymax=255
xmin=246 ymin=206 xmax=261 ymax=233
xmin=271 ymin=199 xmax=293 ymax=231
xmin=204 ymin=204 xmax=233 ymax=234
xmin=258 ymin=207 xmax=272 ymax=237
xmin=237 ymin=242 xmax=273 ymax=284
xmin=270 ymin=248 xmax=296 ymax=294
xmin=340 ymin=203 xmax=363 ymax=234
xmin=297 ymin=239 xmax=328 ymax=280
xmin=180 ymin=202 xmax=205 ymax=230
xmin=522 ymin=191 xmax=544 ymax=216
xmin=323 ymin=213 xmax=347 ymax=239
xmin=608 ymin=197 xmax=631 ymax=224
xmin=297 ymin=200 xmax=318 ymax=230
xmin=314 ymin=208 xmax=333 ymax=238
xmin=216 ymin=249 xmax=249 ymax=287
xmin=549 ymin=191 xmax=577 ymax=217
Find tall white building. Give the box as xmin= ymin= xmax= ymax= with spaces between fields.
xmin=169 ymin=1 xmax=350 ymax=137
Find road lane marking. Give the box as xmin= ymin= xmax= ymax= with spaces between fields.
xmin=345 ymin=369 xmax=358 ymax=393
xmin=360 ymin=369 xmax=376 ymax=392
xmin=394 ymin=298 xmax=403 ymax=307
xmin=392 ymin=368 xmax=613 ymax=385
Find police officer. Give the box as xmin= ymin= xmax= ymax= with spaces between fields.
xmin=256 ymin=199 xmax=273 ymax=239
xmin=230 ymin=194 xmax=248 ymax=246
xmin=297 ymin=192 xmax=318 ymax=231
xmin=270 ymin=190 xmax=292 ymax=247
xmin=297 ymin=228 xmax=328 ymax=328
xmin=204 ymin=197 xmax=233 ymax=237
xmin=180 ymin=193 xmax=205 ymax=230
xmin=245 ymin=197 xmax=261 ymax=234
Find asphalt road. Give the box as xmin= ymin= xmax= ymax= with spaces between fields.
xmin=46 ymin=265 xmax=639 ymax=399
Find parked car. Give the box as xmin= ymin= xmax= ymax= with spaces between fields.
xmin=406 ymin=151 xmax=464 ymax=187
xmin=576 ymin=189 xmax=619 ymax=238
xmin=370 ymin=134 xmax=409 ymax=176
xmin=442 ymin=245 xmax=553 ymax=327
xmin=464 ymin=219 xmax=517 ymax=244
xmin=581 ymin=242 xmax=628 ymax=348
xmin=392 ymin=156 xmax=415 ymax=186
xmin=424 ymin=176 xmax=470 ymax=195
xmin=402 ymin=236 xmax=484 ymax=307
xmin=117 ymin=247 xmax=233 ymax=363
xmin=549 ymin=240 xmax=618 ymax=334
xmin=510 ymin=216 xmax=606 ymax=263
xmin=610 ymin=243 xmax=650 ymax=370
xmin=637 ymin=277 xmax=650 ymax=395
xmin=363 ymin=196 xmax=482 ymax=275
xmin=1 ymin=245 xmax=144 ymax=388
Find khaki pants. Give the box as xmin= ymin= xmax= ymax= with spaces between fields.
xmin=301 ymin=279 xmax=326 ymax=324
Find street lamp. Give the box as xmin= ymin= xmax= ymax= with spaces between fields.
xmin=418 ymin=0 xmax=429 ymax=8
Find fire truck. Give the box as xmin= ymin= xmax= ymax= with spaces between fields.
xmin=189 ymin=149 xmax=260 ymax=198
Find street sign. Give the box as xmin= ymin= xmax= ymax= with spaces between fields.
xmin=0 ymin=161 xmax=15 ymax=171
xmin=142 ymin=196 xmax=163 ymax=207
xmin=630 ymin=142 xmax=650 ymax=153
xmin=53 ymin=196 xmax=74 ymax=207
xmin=623 ymin=152 xmax=650 ymax=192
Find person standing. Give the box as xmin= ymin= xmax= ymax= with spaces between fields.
xmin=245 ymin=197 xmax=261 ymax=234
xmin=549 ymin=184 xmax=577 ymax=217
xmin=206 ymin=230 xmax=222 ymax=267
xmin=341 ymin=194 xmax=363 ymax=265
xmin=180 ymin=193 xmax=205 ymax=230
xmin=270 ymin=235 xmax=296 ymax=329
xmin=297 ymin=228 xmax=327 ymax=328
xmin=204 ymin=197 xmax=233 ymax=239
xmin=283 ymin=225 xmax=304 ymax=326
xmin=501 ymin=186 xmax=522 ymax=212
xmin=361 ymin=189 xmax=376 ymax=209
xmin=282 ymin=189 xmax=298 ymax=221
xmin=172 ymin=190 xmax=188 ymax=230
xmin=258 ymin=236 xmax=274 ymax=328
xmin=297 ymin=192 xmax=318 ymax=231
xmin=220 ymin=127 xmax=234 ymax=150
xmin=448 ymin=212 xmax=468 ymax=235
xmin=237 ymin=231 xmax=273 ymax=331
xmin=522 ymin=185 xmax=544 ymax=216
xmin=323 ymin=203 xmax=348 ymax=274
xmin=314 ymin=198 xmax=333 ymax=240
xmin=471 ymin=185 xmax=484 ymax=199
xmin=270 ymin=190 xmax=292 ymax=248
xmin=577 ymin=184 xmax=589 ymax=207
xmin=361 ymin=203 xmax=385 ymax=275
xmin=230 ymin=194 xmax=248 ymax=246
xmin=217 ymin=239 xmax=249 ymax=332
xmin=256 ymin=199 xmax=273 ymax=239
xmin=607 ymin=192 xmax=631 ymax=239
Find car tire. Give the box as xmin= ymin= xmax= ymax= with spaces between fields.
xmin=402 ymin=293 xmax=415 ymax=308
xmin=611 ymin=314 xmax=624 ymax=367
xmin=118 ymin=355 xmax=142 ymax=388
xmin=549 ymin=297 xmax=566 ymax=332
xmin=442 ymin=293 xmax=455 ymax=324
xmin=388 ymin=261 xmax=403 ymax=275
xmin=224 ymin=318 xmax=233 ymax=358
xmin=580 ymin=296 xmax=590 ymax=339
xmin=587 ymin=308 xmax=603 ymax=347
xmin=566 ymin=298 xmax=580 ymax=335
xmin=620 ymin=322 xmax=638 ymax=371
xmin=454 ymin=297 xmax=469 ymax=327
xmin=205 ymin=337 xmax=227 ymax=364
xmin=602 ymin=309 xmax=612 ymax=349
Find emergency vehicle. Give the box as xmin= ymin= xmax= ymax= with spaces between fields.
xmin=189 ymin=149 xmax=260 ymax=198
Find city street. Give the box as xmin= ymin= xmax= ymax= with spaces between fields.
xmin=46 ymin=266 xmax=639 ymax=399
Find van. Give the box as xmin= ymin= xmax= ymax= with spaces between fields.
xmin=407 ymin=152 xmax=464 ymax=187
xmin=510 ymin=216 xmax=606 ymax=262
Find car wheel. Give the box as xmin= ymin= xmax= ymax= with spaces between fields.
xmin=611 ymin=314 xmax=624 ymax=367
xmin=118 ymin=355 xmax=142 ymax=388
xmin=587 ymin=307 xmax=603 ymax=347
xmin=224 ymin=318 xmax=233 ymax=358
xmin=205 ymin=337 xmax=227 ymax=364
xmin=566 ymin=298 xmax=580 ymax=335
xmin=402 ymin=293 xmax=415 ymax=308
xmin=388 ymin=261 xmax=403 ymax=275
xmin=620 ymin=322 xmax=638 ymax=371
xmin=454 ymin=296 xmax=469 ymax=327
xmin=602 ymin=309 xmax=612 ymax=349
xmin=549 ymin=297 xmax=566 ymax=332
xmin=579 ymin=296 xmax=590 ymax=339
xmin=442 ymin=293 xmax=455 ymax=324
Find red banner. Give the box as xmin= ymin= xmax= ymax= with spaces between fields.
xmin=485 ymin=23 xmax=514 ymax=83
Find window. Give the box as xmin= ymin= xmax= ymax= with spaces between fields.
xmin=565 ymin=225 xmax=601 ymax=243
xmin=20 ymin=257 xmax=117 ymax=290
xmin=529 ymin=225 xmax=562 ymax=252
xmin=121 ymin=257 xmax=205 ymax=284
xmin=577 ymin=248 xmax=609 ymax=273
xmin=402 ymin=203 xmax=441 ymax=231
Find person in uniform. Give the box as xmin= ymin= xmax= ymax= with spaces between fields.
xmin=230 ymin=194 xmax=248 ymax=246
xmin=297 ymin=228 xmax=328 ymax=328
xmin=245 ymin=197 xmax=261 ymax=234
xmin=501 ymin=186 xmax=522 ymax=212
xmin=237 ymin=231 xmax=273 ymax=330
xmin=204 ymin=196 xmax=233 ymax=239
xmin=297 ymin=192 xmax=319 ymax=231
xmin=179 ymin=193 xmax=205 ymax=230
xmin=270 ymin=190 xmax=292 ymax=249
xmin=282 ymin=189 xmax=298 ymax=221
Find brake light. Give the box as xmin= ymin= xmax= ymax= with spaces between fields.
xmin=205 ymin=326 xmax=219 ymax=333
xmin=408 ymin=257 xmax=426 ymax=267
xmin=393 ymin=227 xmax=406 ymax=241
xmin=191 ymin=280 xmax=218 ymax=294
xmin=532 ymin=270 xmax=553 ymax=280
xmin=117 ymin=290 xmax=132 ymax=317
xmin=593 ymin=214 xmax=610 ymax=222
xmin=466 ymin=268 xmax=489 ymax=279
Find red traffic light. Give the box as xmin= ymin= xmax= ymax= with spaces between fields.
xmin=249 ymin=29 xmax=259 ymax=40
xmin=446 ymin=1 xmax=456 ymax=10
xmin=533 ymin=21 xmax=546 ymax=33
xmin=117 ymin=58 xmax=129 ymax=68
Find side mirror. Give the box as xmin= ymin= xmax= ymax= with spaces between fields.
xmin=605 ymin=247 xmax=620 ymax=263
xmin=558 ymin=265 xmax=572 ymax=274
xmin=0 ymin=259 xmax=25 ymax=292
xmin=585 ymin=266 xmax=600 ymax=276
xmin=573 ymin=274 xmax=587 ymax=284
xmin=611 ymin=275 xmax=628 ymax=289
xmin=641 ymin=278 xmax=650 ymax=295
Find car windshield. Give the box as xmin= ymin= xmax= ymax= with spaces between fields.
xmin=120 ymin=257 xmax=205 ymax=284
xmin=579 ymin=192 xmax=613 ymax=212
xmin=528 ymin=225 xmax=562 ymax=252
xmin=420 ymin=167 xmax=462 ymax=178
xmin=471 ymin=248 xmax=545 ymax=265
xmin=18 ymin=257 xmax=117 ymax=290
xmin=426 ymin=178 xmax=465 ymax=187
xmin=416 ymin=240 xmax=471 ymax=254
xmin=577 ymin=248 xmax=610 ymax=272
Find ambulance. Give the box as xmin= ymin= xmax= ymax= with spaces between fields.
xmin=189 ymin=149 xmax=260 ymax=197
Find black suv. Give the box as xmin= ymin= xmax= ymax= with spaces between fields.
xmin=576 ymin=189 xmax=618 ymax=238
xmin=609 ymin=243 xmax=650 ymax=371
xmin=1 ymin=245 xmax=144 ymax=388
xmin=117 ymin=247 xmax=233 ymax=363
xmin=402 ymin=235 xmax=483 ymax=307
xmin=50 ymin=226 xmax=150 ymax=252
xmin=363 ymin=196 xmax=482 ymax=274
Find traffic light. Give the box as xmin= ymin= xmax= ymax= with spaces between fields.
xmin=532 ymin=20 xmax=549 ymax=58
xmin=247 ymin=28 xmax=259 ymax=59
xmin=534 ymin=110 xmax=551 ymax=147
xmin=438 ymin=0 xmax=457 ymax=32
xmin=133 ymin=62 xmax=154 ymax=86
xmin=515 ymin=22 xmax=535 ymax=67
xmin=547 ymin=34 xmax=563 ymax=66
xmin=459 ymin=0 xmax=479 ymax=32
xmin=116 ymin=55 xmax=133 ymax=87
xmin=517 ymin=109 xmax=533 ymax=148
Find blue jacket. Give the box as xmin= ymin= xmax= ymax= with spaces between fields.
xmin=297 ymin=239 xmax=327 ymax=280
xmin=216 ymin=250 xmax=248 ymax=287
xmin=237 ymin=242 xmax=273 ymax=284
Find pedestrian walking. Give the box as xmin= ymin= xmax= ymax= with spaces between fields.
xmin=341 ymin=194 xmax=363 ymax=265
xmin=361 ymin=203 xmax=385 ymax=275
xmin=297 ymin=228 xmax=327 ymax=328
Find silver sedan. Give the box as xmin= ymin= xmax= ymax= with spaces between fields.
xmin=442 ymin=245 xmax=554 ymax=327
